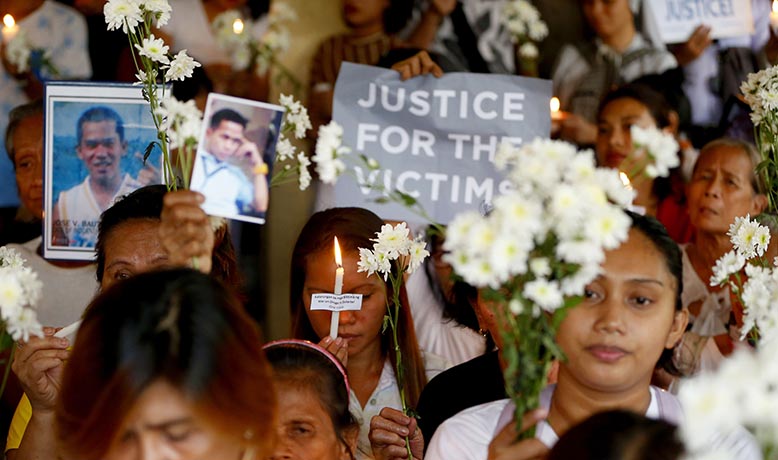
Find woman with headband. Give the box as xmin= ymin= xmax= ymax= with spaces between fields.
xmin=265 ymin=340 xmax=359 ymax=460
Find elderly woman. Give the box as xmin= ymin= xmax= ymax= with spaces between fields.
xmin=56 ymin=268 xmax=275 ymax=460
xmin=6 ymin=186 xmax=237 ymax=460
xmin=674 ymin=139 xmax=768 ymax=376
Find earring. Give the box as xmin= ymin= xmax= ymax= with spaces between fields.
xmin=478 ymin=328 xmax=488 ymax=338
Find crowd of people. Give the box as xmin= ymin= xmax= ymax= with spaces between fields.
xmin=0 ymin=0 xmax=776 ymax=459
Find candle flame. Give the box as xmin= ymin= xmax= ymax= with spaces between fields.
xmin=550 ymin=97 xmax=560 ymax=113
xmin=773 ymin=0 xmax=778 ymax=13
xmin=3 ymin=14 xmax=15 ymax=28
xmin=334 ymin=236 xmax=343 ymax=267
xmin=233 ymin=18 xmax=244 ymax=34
xmin=619 ymin=172 xmax=633 ymax=190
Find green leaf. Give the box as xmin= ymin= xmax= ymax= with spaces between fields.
xmin=143 ymin=141 xmax=159 ymax=164
xmin=382 ymin=315 xmax=390 ymax=334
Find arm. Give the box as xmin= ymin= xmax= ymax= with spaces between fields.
xmin=404 ymin=0 xmax=457 ymax=50
xmin=8 ymin=329 xmax=70 ymax=460
xmin=670 ymin=25 xmax=712 ymax=67
xmin=487 ymin=410 xmax=549 ymax=460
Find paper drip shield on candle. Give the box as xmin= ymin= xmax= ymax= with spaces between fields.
xmin=310 ymin=294 xmax=363 ymax=311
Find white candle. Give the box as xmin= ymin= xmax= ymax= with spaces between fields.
xmin=329 ymin=236 xmax=344 ymax=339
xmin=54 ymin=319 xmax=81 ymax=339
xmin=2 ymin=14 xmax=17 ymax=43
xmin=772 ymin=1 xmax=778 ymax=32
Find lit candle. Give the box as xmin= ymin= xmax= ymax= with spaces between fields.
xmin=619 ymin=171 xmax=632 ymax=191
xmin=772 ymin=1 xmax=778 ymax=33
xmin=233 ymin=18 xmax=244 ymax=35
xmin=329 ymin=236 xmax=344 ymax=339
xmin=2 ymin=14 xmax=17 ymax=43
xmin=550 ymin=97 xmax=567 ymax=121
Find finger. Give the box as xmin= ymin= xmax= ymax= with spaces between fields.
xmin=381 ymin=445 xmax=412 ymax=458
xmin=163 ymin=190 xmax=205 ymax=207
xmin=28 ymin=352 xmax=69 ymax=374
xmin=371 ymin=416 xmax=410 ymax=437
xmin=378 ymin=407 xmax=412 ymax=426
xmin=369 ymin=428 xmax=406 ymax=447
xmin=14 ymin=336 xmax=69 ymax=363
xmin=409 ymin=58 xmax=421 ymax=79
xmin=419 ymin=52 xmax=436 ymax=74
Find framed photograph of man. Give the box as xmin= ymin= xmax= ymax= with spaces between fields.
xmin=190 ymin=93 xmax=284 ymax=225
xmin=44 ymin=82 xmax=163 ymax=260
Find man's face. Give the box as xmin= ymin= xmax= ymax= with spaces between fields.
xmin=13 ymin=114 xmax=44 ymax=219
xmin=206 ymin=120 xmax=245 ymax=162
xmin=76 ymin=120 xmax=126 ymax=184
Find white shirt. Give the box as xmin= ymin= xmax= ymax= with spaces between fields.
xmin=426 ymin=384 xmax=760 ymax=460
xmin=190 ymin=149 xmax=256 ymax=217
xmin=56 ymin=174 xmax=141 ymax=248
xmin=405 ymin=270 xmax=486 ymax=366
xmin=350 ymin=352 xmax=449 ymax=460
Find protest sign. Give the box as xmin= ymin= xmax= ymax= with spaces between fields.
xmin=331 ymin=62 xmax=551 ymax=225
xmin=645 ymin=0 xmax=753 ymax=44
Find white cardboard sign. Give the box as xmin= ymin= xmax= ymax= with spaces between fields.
xmin=310 ymin=294 xmax=364 ymax=312
xmin=646 ymin=0 xmax=754 ymax=44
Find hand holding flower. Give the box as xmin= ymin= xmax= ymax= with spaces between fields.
xmin=159 ymin=191 xmax=214 ymax=274
xmin=369 ymin=407 xmax=424 ymax=460
xmin=12 ymin=327 xmax=69 ymax=413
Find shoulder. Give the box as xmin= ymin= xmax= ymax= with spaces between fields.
xmin=426 ymin=399 xmax=511 ymax=460
xmin=421 ymin=350 xmax=452 ymax=380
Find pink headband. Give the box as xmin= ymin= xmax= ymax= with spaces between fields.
xmin=263 ymin=339 xmax=351 ymax=395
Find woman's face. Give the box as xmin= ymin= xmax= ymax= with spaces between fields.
xmin=271 ymin=381 xmax=355 ymax=460
xmin=556 ymin=228 xmax=687 ymax=394
xmin=582 ymin=0 xmax=633 ymax=41
xmin=106 ymin=380 xmax=243 ymax=460
xmin=303 ymin=249 xmax=387 ymax=361
xmin=342 ymin=0 xmax=388 ymax=30
xmin=101 ymin=219 xmax=173 ymax=290
xmin=596 ymin=98 xmax=657 ymax=172
xmin=687 ymin=145 xmax=766 ymax=234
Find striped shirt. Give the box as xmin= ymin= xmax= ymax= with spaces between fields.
xmin=310 ymin=32 xmax=403 ymax=91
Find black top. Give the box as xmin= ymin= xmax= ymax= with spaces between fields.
xmin=416 ymin=350 xmax=506 ymax=450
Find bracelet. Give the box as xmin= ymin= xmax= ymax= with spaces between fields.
xmin=253 ymin=163 xmax=269 ymax=175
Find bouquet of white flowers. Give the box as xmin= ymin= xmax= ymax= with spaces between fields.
xmin=740 ymin=66 xmax=778 ymax=212
xmin=501 ymin=0 xmax=548 ymax=76
xmin=4 ymin=28 xmax=59 ymax=79
xmin=709 ymin=215 xmax=776 ymax=346
xmin=211 ymin=2 xmax=299 ymax=90
xmin=0 ymin=246 xmax=43 ymax=397
xmin=104 ymin=0 xmax=201 ymax=190
xmin=443 ymin=138 xmax=633 ymax=438
xmin=358 ymin=222 xmax=429 ymax=459
xmin=679 ymin=345 xmax=778 ymax=459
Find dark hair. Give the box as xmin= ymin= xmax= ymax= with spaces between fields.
xmin=290 ymin=207 xmax=428 ymax=407
xmin=265 ymin=341 xmax=357 ymax=459
xmin=548 ymin=410 xmax=684 ymax=460
xmin=172 ymin=65 xmax=213 ymax=102
xmin=627 ymin=211 xmax=683 ymax=375
xmin=209 ymin=108 xmax=248 ymax=130
xmin=695 ymin=137 xmax=764 ymax=194
xmin=598 ymin=83 xmax=683 ymax=204
xmin=77 ymin=106 xmax=125 ymax=144
xmin=383 ymin=0 xmax=414 ymax=34
xmin=5 ymin=100 xmax=43 ymax=165
xmin=56 ymin=269 xmax=275 ymax=460
xmin=95 ymin=185 xmax=241 ymax=289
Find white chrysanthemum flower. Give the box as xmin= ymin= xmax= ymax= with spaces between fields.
xmin=373 ymin=223 xmax=411 ymax=259
xmin=135 ymin=34 xmax=170 ymax=64
xmin=276 ymin=136 xmax=296 ymax=161
xmin=731 ymin=216 xmax=769 ymax=259
xmin=312 ymin=121 xmax=349 ymax=184
xmin=584 ymin=205 xmax=631 ymax=250
xmin=0 ymin=247 xmax=26 ymax=268
xmin=296 ymin=151 xmax=311 ymax=191
xmin=709 ymin=250 xmax=746 ymax=286
xmin=140 ymin=0 xmax=172 ymax=27
xmin=406 ymin=237 xmax=429 ymax=274
xmin=280 ymin=95 xmax=312 ymax=140
xmin=488 ymin=234 xmax=530 ymax=280
xmin=5 ymin=31 xmax=32 ymax=73
xmin=518 ymin=42 xmax=538 ymax=59
xmin=529 ymin=258 xmax=551 ymax=277
xmin=164 ymin=49 xmax=200 ymax=81
xmin=104 ymin=0 xmax=143 ymax=33
xmin=630 ymin=125 xmax=679 ymax=178
xmin=523 ymin=278 xmax=563 ymax=312
xmin=0 ymin=273 xmax=23 ymax=317
xmin=560 ymin=263 xmax=600 ymax=296
xmin=6 ymin=307 xmax=42 ymax=342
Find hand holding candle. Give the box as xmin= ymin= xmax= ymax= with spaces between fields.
xmin=329 ymin=236 xmax=344 ymax=339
